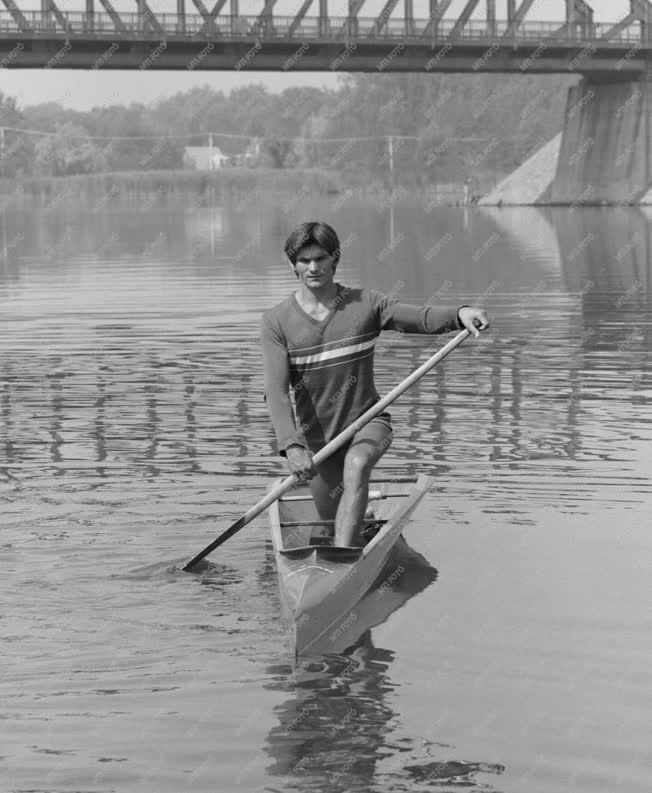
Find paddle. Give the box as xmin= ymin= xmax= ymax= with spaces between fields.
xmin=182 ymin=327 xmax=472 ymax=571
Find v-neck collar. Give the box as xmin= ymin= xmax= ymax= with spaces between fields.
xmin=291 ymin=283 xmax=341 ymax=326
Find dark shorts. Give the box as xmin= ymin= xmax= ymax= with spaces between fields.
xmin=309 ymin=413 xmax=393 ymax=519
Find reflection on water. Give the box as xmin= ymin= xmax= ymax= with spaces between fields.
xmin=266 ymin=646 xmax=398 ymax=793
xmin=1 ymin=199 xmax=652 ymax=793
xmin=268 ymin=545 xmax=428 ymax=791
xmin=2 ymin=203 xmax=651 ymax=511
xmin=262 ymin=541 xmax=505 ymax=793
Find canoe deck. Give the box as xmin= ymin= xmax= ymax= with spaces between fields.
xmin=268 ymin=474 xmax=434 ymax=656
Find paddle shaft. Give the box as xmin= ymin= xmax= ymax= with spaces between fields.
xmin=182 ymin=328 xmax=471 ymax=571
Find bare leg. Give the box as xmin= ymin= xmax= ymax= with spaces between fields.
xmin=309 ymin=455 xmax=344 ymax=523
xmin=334 ymin=436 xmax=390 ymax=547
xmin=334 ymin=469 xmax=370 ymax=546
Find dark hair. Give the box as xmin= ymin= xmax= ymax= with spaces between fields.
xmin=284 ymin=221 xmax=341 ymax=266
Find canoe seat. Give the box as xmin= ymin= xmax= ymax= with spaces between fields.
xmin=281 ymin=519 xmax=388 ymax=528
xmin=360 ymin=520 xmax=386 ymax=541
xmin=279 ymin=545 xmax=363 ymax=560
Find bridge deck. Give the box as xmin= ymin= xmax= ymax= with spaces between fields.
xmin=0 ymin=13 xmax=650 ymax=72
xmin=0 ymin=13 xmax=648 ymax=44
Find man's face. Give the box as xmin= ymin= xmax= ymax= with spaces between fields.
xmin=292 ymin=244 xmax=337 ymax=289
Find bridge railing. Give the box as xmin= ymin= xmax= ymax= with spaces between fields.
xmin=0 ymin=12 xmax=646 ymax=46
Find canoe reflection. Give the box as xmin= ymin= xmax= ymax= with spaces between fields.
xmin=263 ymin=539 xmax=438 ymax=789
xmin=295 ymin=536 xmax=439 ymax=658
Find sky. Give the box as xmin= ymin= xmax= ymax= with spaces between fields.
xmin=0 ymin=0 xmax=628 ymax=110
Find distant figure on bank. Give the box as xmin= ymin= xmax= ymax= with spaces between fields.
xmin=464 ymin=176 xmax=472 ymax=206
xmin=261 ymin=221 xmax=490 ymax=547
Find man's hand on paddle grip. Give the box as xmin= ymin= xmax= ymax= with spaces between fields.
xmin=458 ymin=306 xmax=490 ymax=338
xmin=286 ymin=444 xmax=316 ymax=484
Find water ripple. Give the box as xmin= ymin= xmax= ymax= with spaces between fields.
xmin=1 ymin=203 xmax=651 ymax=793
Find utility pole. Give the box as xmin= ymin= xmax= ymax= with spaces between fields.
xmin=0 ymin=127 xmax=5 ymax=181
xmin=387 ymin=135 xmax=395 ymax=250
xmin=1 ymin=128 xmax=6 ymax=260
xmin=387 ymin=134 xmax=394 ymax=189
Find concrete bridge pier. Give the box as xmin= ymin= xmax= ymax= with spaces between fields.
xmin=480 ymin=65 xmax=652 ymax=206
xmin=547 ymin=68 xmax=652 ymax=204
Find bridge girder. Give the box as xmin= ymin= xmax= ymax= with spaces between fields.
xmin=0 ymin=1 xmax=650 ymax=65
xmin=554 ymin=1 xmax=594 ymax=39
xmin=347 ymin=0 xmax=366 ymax=26
xmin=136 ymin=0 xmax=164 ymax=35
xmin=447 ymin=0 xmax=481 ymax=40
xmin=487 ymin=0 xmax=495 ymax=36
xmin=42 ymin=0 xmax=72 ymax=32
xmin=601 ymin=0 xmax=652 ymax=42
xmin=631 ymin=0 xmax=652 ymax=42
xmin=348 ymin=0 xmax=366 ymax=17
xmin=97 ymin=0 xmax=127 ymax=33
xmin=419 ymin=0 xmax=506 ymax=41
xmin=574 ymin=0 xmax=593 ymax=22
xmin=338 ymin=0 xmax=366 ymax=36
xmin=187 ymin=0 xmax=235 ymax=36
xmin=420 ymin=0 xmax=454 ymax=39
xmin=191 ymin=0 xmax=229 ymax=34
xmin=1 ymin=40 xmax=648 ymax=74
xmin=191 ymin=0 xmax=210 ymax=19
xmin=0 ymin=0 xmax=29 ymax=31
xmin=368 ymin=0 xmax=400 ymax=37
xmin=288 ymin=0 xmax=313 ymax=37
xmin=632 ymin=0 xmax=652 ymax=20
xmin=257 ymin=0 xmax=278 ymax=26
xmin=601 ymin=12 xmax=636 ymax=41
xmin=504 ymin=0 xmax=537 ymax=38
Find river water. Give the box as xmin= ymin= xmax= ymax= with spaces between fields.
xmin=1 ymin=196 xmax=651 ymax=793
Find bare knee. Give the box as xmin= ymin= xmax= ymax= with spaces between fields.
xmin=343 ymin=450 xmax=374 ymax=486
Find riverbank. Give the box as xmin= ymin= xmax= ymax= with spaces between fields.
xmin=0 ymin=169 xmax=500 ymax=210
xmin=0 ymin=168 xmax=340 ymax=210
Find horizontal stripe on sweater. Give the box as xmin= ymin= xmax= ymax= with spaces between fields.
xmin=292 ymin=348 xmax=374 ymax=373
xmin=289 ymin=336 xmax=376 ymax=366
xmin=289 ymin=331 xmax=377 ymax=355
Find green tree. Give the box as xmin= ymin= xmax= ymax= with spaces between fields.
xmin=34 ymin=122 xmax=107 ymax=176
xmin=83 ymin=104 xmax=158 ymax=171
xmin=0 ymin=91 xmax=35 ymax=178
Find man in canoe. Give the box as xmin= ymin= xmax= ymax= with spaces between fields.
xmin=261 ymin=221 xmax=489 ymax=548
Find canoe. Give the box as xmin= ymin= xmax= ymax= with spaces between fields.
xmin=294 ymin=537 xmax=438 ymax=659
xmin=268 ymin=473 xmax=434 ymax=656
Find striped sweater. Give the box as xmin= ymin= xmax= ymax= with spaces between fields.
xmin=261 ymin=284 xmax=460 ymax=454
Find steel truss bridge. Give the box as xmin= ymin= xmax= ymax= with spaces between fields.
xmin=0 ymin=0 xmax=651 ymax=72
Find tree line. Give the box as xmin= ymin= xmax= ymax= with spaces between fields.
xmin=0 ymin=72 xmax=574 ymax=187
